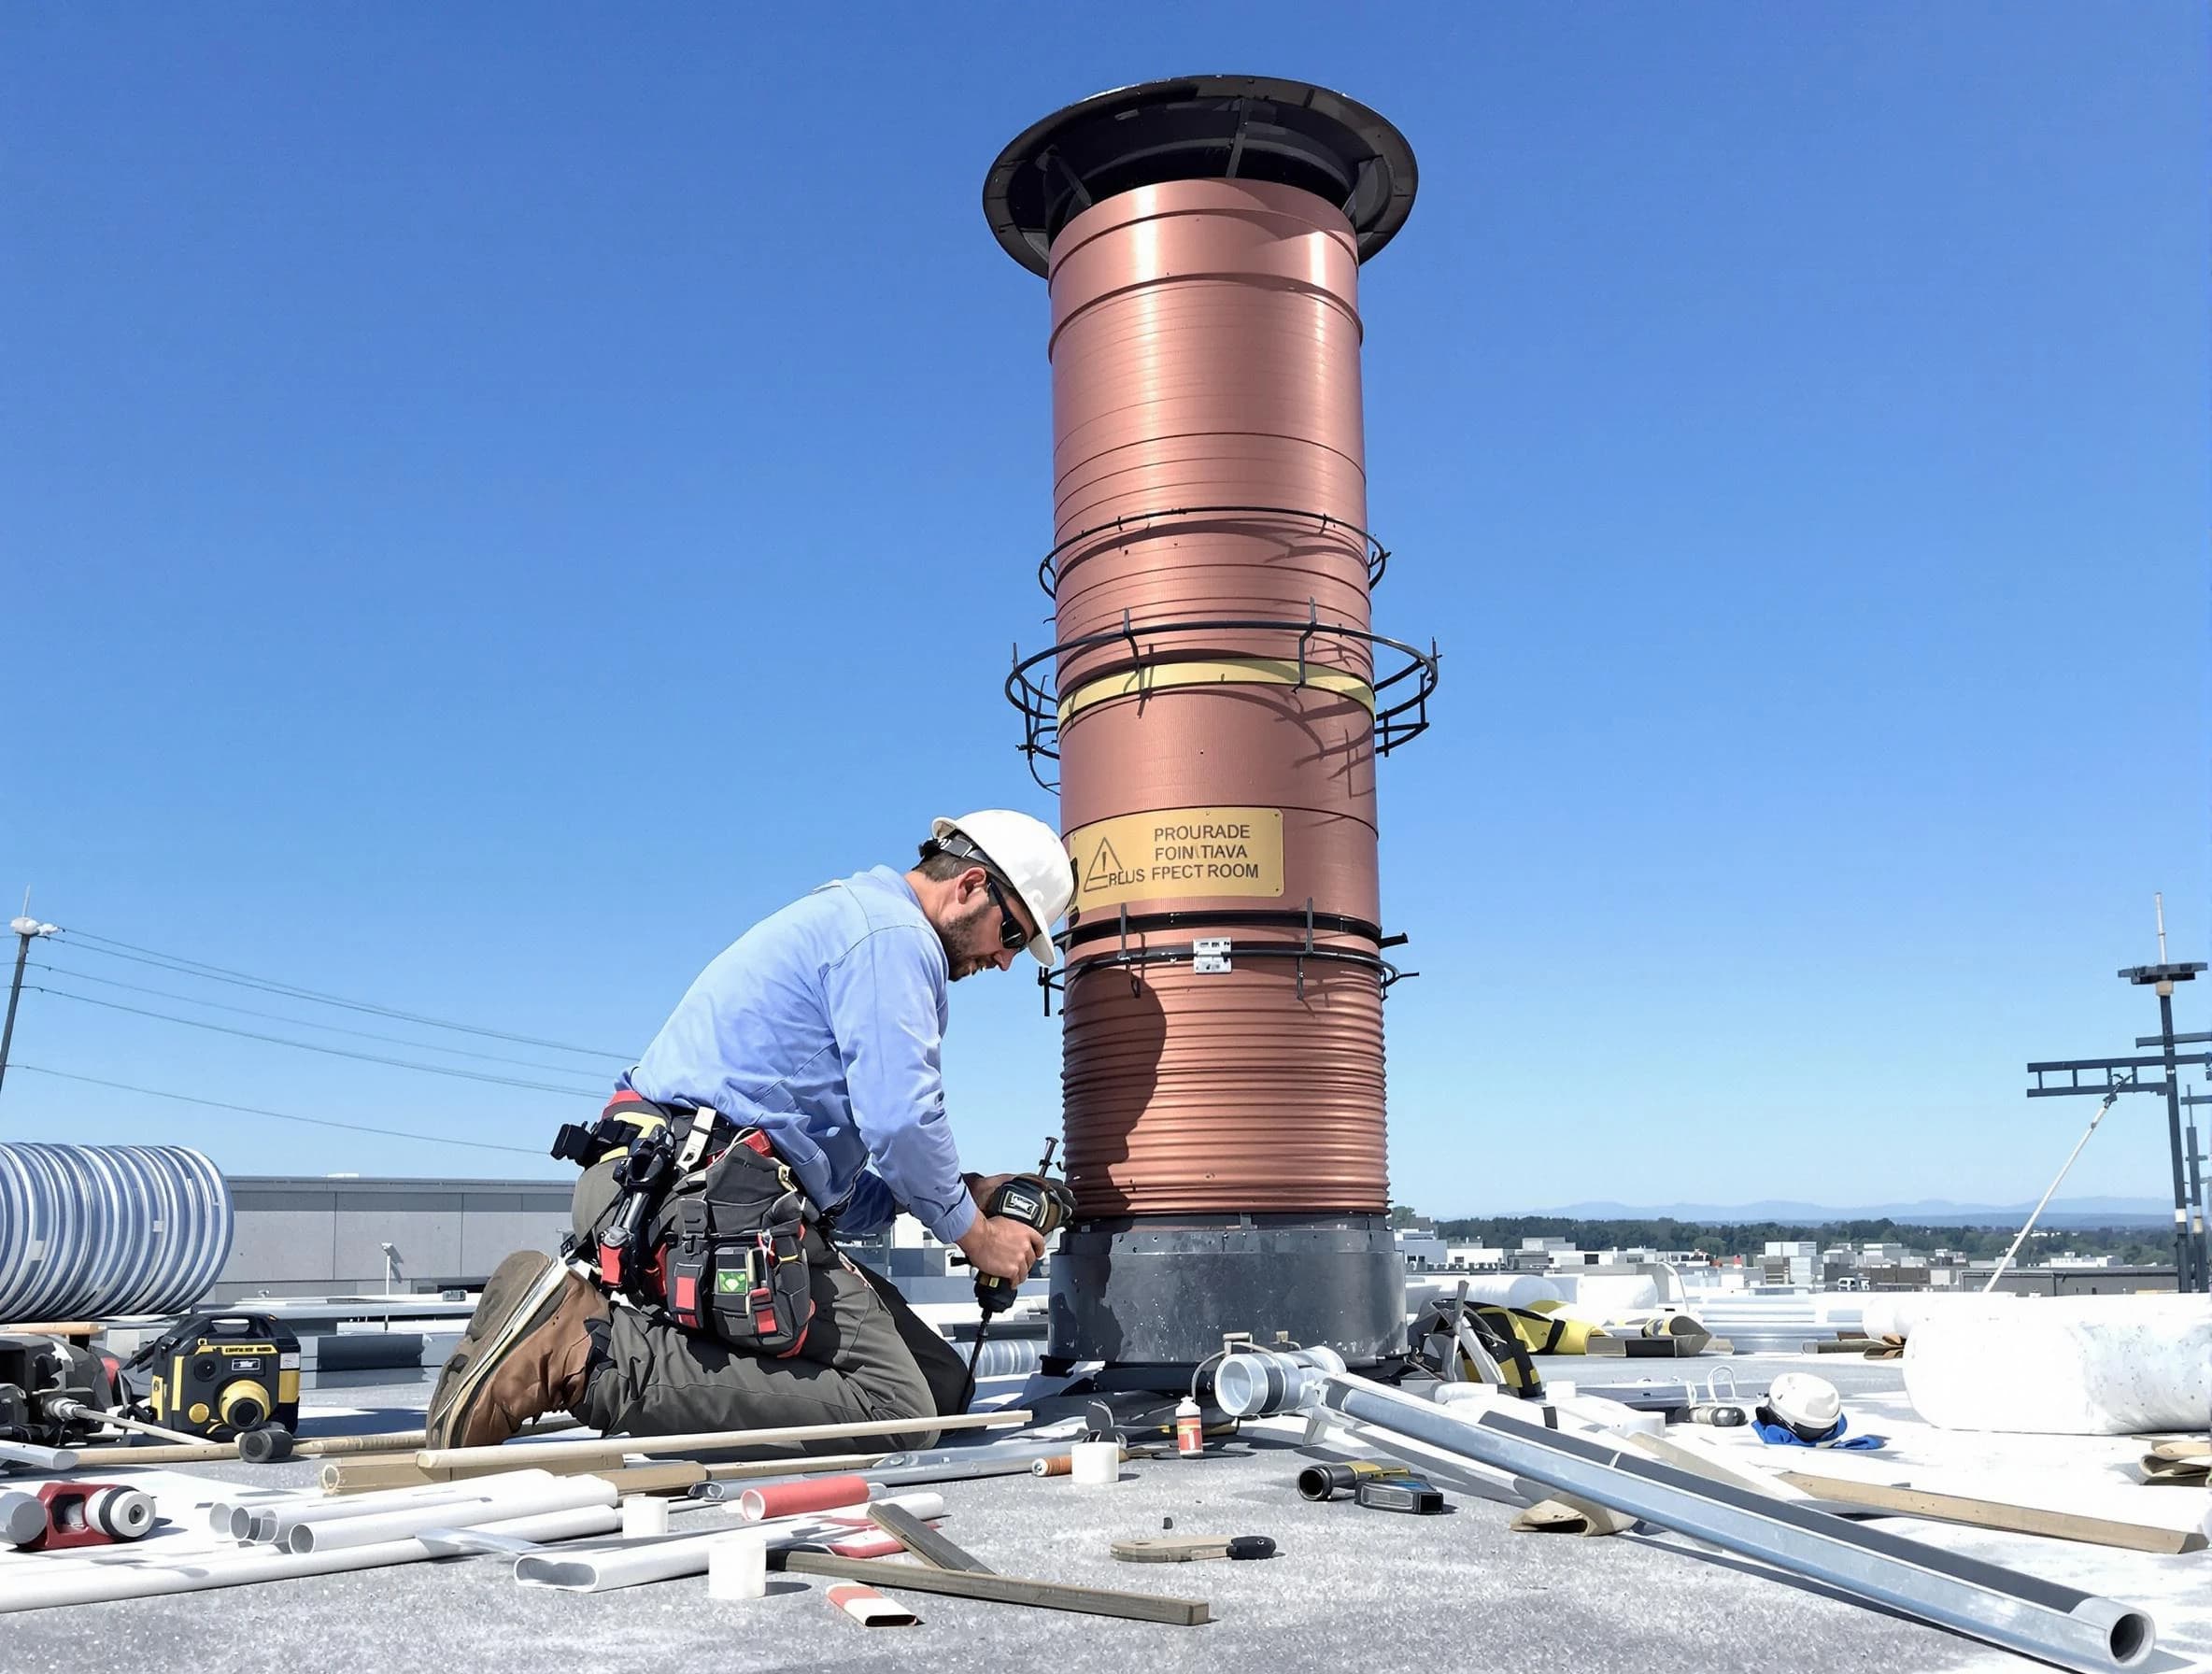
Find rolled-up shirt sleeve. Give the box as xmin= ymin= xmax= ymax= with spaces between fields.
xmin=821 ymin=928 xmax=976 ymax=1245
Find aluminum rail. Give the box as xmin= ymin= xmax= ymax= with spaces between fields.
xmin=1216 ymin=1358 xmax=2152 ymax=1673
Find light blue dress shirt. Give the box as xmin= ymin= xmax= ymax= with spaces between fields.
xmin=622 ymin=866 xmax=976 ymax=1244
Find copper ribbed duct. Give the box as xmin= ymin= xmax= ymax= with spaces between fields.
xmin=987 ymin=77 xmax=1437 ymax=1369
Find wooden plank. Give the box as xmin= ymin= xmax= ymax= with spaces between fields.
xmin=773 ymin=1551 xmax=1210 ymax=1625
xmin=413 ymin=1408 xmax=1029 ymax=1469
xmin=595 ymin=1462 xmax=708 ymax=1496
xmin=867 ymin=1500 xmax=994 ymax=1573
xmin=1772 ymin=1471 xmax=2207 ymax=1555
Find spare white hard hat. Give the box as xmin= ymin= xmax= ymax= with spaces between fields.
xmin=1758 ymin=1371 xmax=1844 ymax=1441
xmin=929 ymin=811 xmax=1075 ymax=968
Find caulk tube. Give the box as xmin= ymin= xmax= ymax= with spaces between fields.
xmin=0 ymin=1504 xmax=621 ymax=1613
xmin=291 ymin=1473 xmax=618 ymax=1553
xmin=512 ymin=1491 xmax=947 ymax=1594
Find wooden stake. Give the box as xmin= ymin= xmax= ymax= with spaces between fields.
xmin=1772 ymin=1471 xmax=2207 ymax=1555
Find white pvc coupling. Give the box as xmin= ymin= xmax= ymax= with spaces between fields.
xmin=706 ymin=1531 xmax=769 ymax=1600
xmin=1068 ymin=1441 xmax=1120 ymax=1486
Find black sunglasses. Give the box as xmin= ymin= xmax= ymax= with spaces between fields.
xmin=982 ymin=876 xmax=1031 ymax=953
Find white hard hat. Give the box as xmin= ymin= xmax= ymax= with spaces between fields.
xmin=929 ymin=811 xmax=1075 ymax=968
xmin=1758 ymin=1371 xmax=1844 ymax=1441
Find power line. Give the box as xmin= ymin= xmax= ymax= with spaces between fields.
xmin=11 ymin=1064 xmax=549 ymax=1157
xmin=54 ymin=927 xmax=633 ymax=1061
xmin=30 ymin=960 xmax=613 ymax=1078
xmin=24 ymin=986 xmax=604 ymax=1098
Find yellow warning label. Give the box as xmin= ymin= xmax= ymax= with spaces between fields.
xmin=1066 ymin=806 xmax=1285 ymax=915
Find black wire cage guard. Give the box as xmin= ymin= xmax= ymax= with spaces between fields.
xmin=1038 ymin=900 xmax=1416 ymax=1014
xmin=1005 ymin=604 xmax=1440 ymax=794
xmin=1037 ymin=504 xmax=1391 ymax=600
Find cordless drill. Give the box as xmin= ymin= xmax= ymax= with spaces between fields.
xmin=962 ymin=1138 xmax=1074 ymax=1403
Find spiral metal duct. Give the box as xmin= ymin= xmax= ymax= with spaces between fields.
xmin=987 ymin=77 xmax=1437 ymax=1368
xmin=0 ymin=1144 xmax=233 ymax=1320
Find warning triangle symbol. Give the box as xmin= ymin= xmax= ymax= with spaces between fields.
xmin=1085 ymin=837 xmax=1125 ymax=890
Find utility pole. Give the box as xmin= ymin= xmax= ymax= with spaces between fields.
xmin=0 ymin=893 xmax=58 ymax=1098
xmin=2182 ymin=1082 xmax=2210 ymax=1298
xmin=2024 ymin=894 xmax=2211 ymax=1294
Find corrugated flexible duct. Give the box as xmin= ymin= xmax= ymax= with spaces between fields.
xmin=0 ymin=1143 xmax=233 ymax=1320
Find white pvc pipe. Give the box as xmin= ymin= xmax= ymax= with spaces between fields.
xmin=0 ymin=1504 xmax=621 ymax=1613
xmin=244 ymin=1482 xmax=516 ymax=1544
xmin=293 ymin=1474 xmax=617 ymax=1553
xmin=213 ymin=1470 xmax=564 ymax=1542
xmin=1 ymin=1490 xmax=45 ymax=1547
xmin=511 ymin=1491 xmax=945 ymax=1594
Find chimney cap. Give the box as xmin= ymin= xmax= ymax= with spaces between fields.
xmin=984 ymin=75 xmax=1417 ymax=277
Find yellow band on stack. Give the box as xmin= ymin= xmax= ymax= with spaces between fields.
xmin=1058 ymin=657 xmax=1376 ymax=726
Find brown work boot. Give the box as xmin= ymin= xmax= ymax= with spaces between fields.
xmin=426 ymin=1251 xmax=608 ymax=1450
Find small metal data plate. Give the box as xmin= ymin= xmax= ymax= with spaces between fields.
xmin=1193 ymin=938 xmax=1232 ymax=974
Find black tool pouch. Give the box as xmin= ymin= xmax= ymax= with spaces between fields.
xmin=650 ymin=1128 xmax=816 ymax=1358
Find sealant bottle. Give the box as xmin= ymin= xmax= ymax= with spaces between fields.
xmin=1174 ymin=1396 xmax=1203 ymax=1457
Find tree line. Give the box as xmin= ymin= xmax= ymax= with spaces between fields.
xmin=1399 ymin=1213 xmax=2173 ymax=1266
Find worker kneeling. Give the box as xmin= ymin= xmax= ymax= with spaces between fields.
xmin=426 ymin=812 xmax=1074 ymax=1454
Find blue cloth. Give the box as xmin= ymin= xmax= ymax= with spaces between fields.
xmin=622 ymin=866 xmax=976 ymax=1246
xmin=1753 ymin=1417 xmax=1885 ymax=1451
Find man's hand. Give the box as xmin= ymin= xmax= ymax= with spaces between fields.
xmin=963 ymin=1171 xmax=1016 ymax=1205
xmin=956 ymin=1213 xmax=1046 ymax=1283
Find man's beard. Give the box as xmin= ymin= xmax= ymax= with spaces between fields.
xmin=943 ymin=899 xmax=998 ymax=981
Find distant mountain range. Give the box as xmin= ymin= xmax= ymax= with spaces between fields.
xmin=1499 ymin=1197 xmax=2175 ymax=1228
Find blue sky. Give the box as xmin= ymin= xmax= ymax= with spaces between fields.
xmin=4 ymin=6 xmax=2205 ymax=1214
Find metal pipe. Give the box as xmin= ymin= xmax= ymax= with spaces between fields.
xmin=0 ymin=1503 xmax=621 ymax=1613
xmin=411 ymin=1406 xmax=1029 ymax=1470
xmin=1307 ymin=1371 xmax=2150 ymax=1671
xmin=1984 ymin=1091 xmax=2118 ymax=1293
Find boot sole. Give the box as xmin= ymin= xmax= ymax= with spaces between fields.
xmin=426 ymin=1256 xmax=574 ymax=1449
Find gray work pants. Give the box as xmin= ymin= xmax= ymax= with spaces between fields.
xmin=567 ymin=1158 xmax=970 ymax=1452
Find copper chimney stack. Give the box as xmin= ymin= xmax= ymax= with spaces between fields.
xmin=985 ymin=77 xmax=1439 ymax=1374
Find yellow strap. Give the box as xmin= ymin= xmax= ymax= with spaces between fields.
xmin=1058 ymin=658 xmax=1376 ymax=726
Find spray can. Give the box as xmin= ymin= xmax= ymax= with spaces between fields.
xmin=1174 ymin=1396 xmax=1203 ymax=1457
